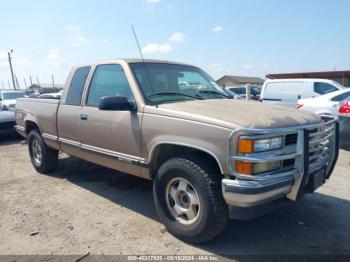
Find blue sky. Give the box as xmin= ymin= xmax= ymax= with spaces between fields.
xmin=0 ymin=0 xmax=349 ymax=87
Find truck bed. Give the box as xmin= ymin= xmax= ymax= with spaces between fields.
xmin=15 ymin=98 xmax=60 ymax=141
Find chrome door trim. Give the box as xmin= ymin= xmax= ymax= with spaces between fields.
xmin=59 ymin=137 xmax=80 ymax=148
xmin=42 ymin=133 xmax=58 ymax=142
xmin=80 ymin=143 xmax=148 ymax=168
xmin=58 ymin=137 xmax=148 ymax=168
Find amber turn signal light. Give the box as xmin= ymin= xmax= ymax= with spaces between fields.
xmin=239 ymin=139 xmax=254 ymax=154
xmin=236 ymin=161 xmax=253 ymax=175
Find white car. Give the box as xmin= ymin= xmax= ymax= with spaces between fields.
xmin=0 ymin=91 xmax=26 ymax=111
xmin=260 ymin=78 xmax=345 ymax=107
xmin=297 ymin=88 xmax=350 ymax=116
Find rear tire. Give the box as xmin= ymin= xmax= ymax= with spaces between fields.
xmin=28 ymin=129 xmax=58 ymax=173
xmin=153 ymin=157 xmax=229 ymax=244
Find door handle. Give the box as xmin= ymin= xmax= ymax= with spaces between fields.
xmin=80 ymin=113 xmax=88 ymax=120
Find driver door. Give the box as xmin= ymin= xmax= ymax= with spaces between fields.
xmin=79 ymin=63 xmax=143 ymax=177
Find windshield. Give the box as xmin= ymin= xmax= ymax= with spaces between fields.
xmin=130 ymin=63 xmax=228 ymax=105
xmin=3 ymin=92 xmax=25 ymax=100
xmin=330 ymin=81 xmax=345 ymax=90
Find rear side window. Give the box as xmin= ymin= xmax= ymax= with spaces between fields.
xmin=331 ymin=92 xmax=350 ymax=102
xmin=66 ymin=66 xmax=91 ymax=106
xmin=314 ymin=82 xmax=338 ymax=95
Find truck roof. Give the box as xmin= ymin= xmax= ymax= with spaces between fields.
xmin=74 ymin=58 xmax=194 ymax=68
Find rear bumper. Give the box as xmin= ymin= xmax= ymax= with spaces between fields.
xmin=0 ymin=122 xmax=16 ymax=136
xmin=14 ymin=125 xmax=26 ymax=137
xmin=0 ymin=127 xmax=16 ymax=136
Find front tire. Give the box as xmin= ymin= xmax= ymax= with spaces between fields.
xmin=153 ymin=157 xmax=228 ymax=243
xmin=28 ymin=129 xmax=58 ymax=173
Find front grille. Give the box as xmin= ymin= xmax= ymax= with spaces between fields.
xmin=285 ymin=133 xmax=298 ymax=145
xmin=307 ymin=123 xmax=335 ymax=173
xmin=0 ymin=121 xmax=16 ymax=129
xmin=283 ymin=158 xmax=295 ymax=168
xmin=230 ymin=119 xmax=337 ymax=182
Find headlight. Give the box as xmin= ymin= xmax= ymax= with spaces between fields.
xmin=239 ymin=136 xmax=283 ymax=154
xmin=235 ymin=136 xmax=283 ymax=175
xmin=254 ymin=137 xmax=283 ymax=152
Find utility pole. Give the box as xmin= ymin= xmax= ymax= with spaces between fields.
xmin=8 ymin=50 xmax=16 ymax=90
xmin=2 ymin=81 xmax=4 ymax=90
xmin=51 ymin=75 xmax=55 ymax=88
xmin=246 ymin=84 xmax=252 ymax=101
xmin=8 ymin=80 xmax=10 ymax=89
xmin=30 ymin=76 xmax=33 ymax=86
xmin=36 ymin=76 xmax=40 ymax=86
xmin=15 ymin=75 xmax=20 ymax=90
xmin=24 ymin=78 xmax=27 ymax=89
xmin=51 ymin=75 xmax=55 ymax=87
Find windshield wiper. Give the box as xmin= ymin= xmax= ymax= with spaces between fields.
xmin=148 ymin=92 xmax=202 ymax=100
xmin=198 ymin=90 xmax=230 ymax=98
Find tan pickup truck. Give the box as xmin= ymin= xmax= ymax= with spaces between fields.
xmin=15 ymin=59 xmax=339 ymax=243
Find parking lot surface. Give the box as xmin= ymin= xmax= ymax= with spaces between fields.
xmin=0 ymin=137 xmax=349 ymax=256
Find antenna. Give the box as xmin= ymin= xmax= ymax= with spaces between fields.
xmin=131 ymin=25 xmax=155 ymax=93
xmin=132 ymin=25 xmax=145 ymax=62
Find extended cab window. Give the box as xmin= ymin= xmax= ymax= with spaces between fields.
xmin=66 ymin=66 xmax=91 ymax=105
xmin=314 ymin=82 xmax=338 ymax=95
xmin=86 ymin=64 xmax=134 ymax=107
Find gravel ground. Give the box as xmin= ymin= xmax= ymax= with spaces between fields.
xmin=0 ymin=137 xmax=349 ymax=257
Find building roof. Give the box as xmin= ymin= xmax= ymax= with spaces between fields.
xmin=217 ymin=75 xmax=265 ymax=84
xmin=266 ymin=70 xmax=350 ymax=79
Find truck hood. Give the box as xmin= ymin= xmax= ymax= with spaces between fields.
xmin=146 ymin=99 xmax=321 ymax=129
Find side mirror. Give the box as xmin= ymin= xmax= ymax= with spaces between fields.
xmin=98 ymin=96 xmax=137 ymax=111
